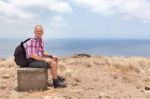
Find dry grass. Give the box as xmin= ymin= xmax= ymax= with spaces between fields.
xmin=103 ymin=56 xmax=150 ymax=74
xmin=1 ymin=56 xmax=150 ymax=76
xmin=1 ymin=55 xmax=150 ymax=98
xmin=58 ymin=56 xmax=150 ymax=75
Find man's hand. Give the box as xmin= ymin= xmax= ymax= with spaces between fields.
xmin=52 ymin=55 xmax=59 ymax=61
xmin=43 ymin=58 xmax=55 ymax=64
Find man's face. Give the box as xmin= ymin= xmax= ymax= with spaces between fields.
xmin=34 ymin=27 xmax=43 ymax=38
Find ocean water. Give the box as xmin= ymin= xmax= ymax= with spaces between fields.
xmin=1 ymin=39 xmax=150 ymax=58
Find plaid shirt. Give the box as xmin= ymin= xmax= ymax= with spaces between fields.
xmin=25 ymin=37 xmax=44 ymax=58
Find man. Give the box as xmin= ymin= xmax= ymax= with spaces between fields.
xmin=25 ymin=25 xmax=66 ymax=88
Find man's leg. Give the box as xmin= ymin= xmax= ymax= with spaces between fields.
xmin=49 ymin=60 xmax=66 ymax=88
xmin=28 ymin=58 xmax=65 ymax=88
xmin=50 ymin=61 xmax=58 ymax=79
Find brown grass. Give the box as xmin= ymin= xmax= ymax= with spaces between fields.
xmin=1 ymin=55 xmax=150 ymax=98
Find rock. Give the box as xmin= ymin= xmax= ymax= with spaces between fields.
xmin=0 ymin=84 xmax=7 ymax=89
xmin=98 ymin=93 xmax=110 ymax=99
xmin=136 ymin=85 xmax=142 ymax=89
xmin=141 ymin=90 xmax=144 ymax=92
xmin=72 ymin=54 xmax=91 ymax=58
xmin=76 ymin=91 xmax=81 ymax=95
xmin=1 ymin=59 xmax=6 ymax=61
xmin=99 ymin=96 xmax=102 ymax=98
xmin=144 ymin=91 xmax=150 ymax=98
xmin=63 ymin=95 xmax=72 ymax=99
xmin=72 ymin=82 xmax=78 ymax=86
xmin=83 ymin=86 xmax=95 ymax=91
xmin=74 ymin=78 xmax=81 ymax=82
xmin=88 ymin=86 xmax=94 ymax=90
xmin=136 ymin=86 xmax=140 ymax=89
xmin=145 ymin=86 xmax=150 ymax=90
xmin=113 ymin=76 xmax=118 ymax=79
xmin=86 ymin=64 xmax=91 ymax=68
xmin=2 ymin=74 xmax=10 ymax=79
xmin=93 ymin=78 xmax=98 ymax=81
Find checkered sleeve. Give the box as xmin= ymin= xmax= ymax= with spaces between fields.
xmin=25 ymin=39 xmax=37 ymax=58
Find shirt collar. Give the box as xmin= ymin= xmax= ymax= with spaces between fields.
xmin=34 ymin=36 xmax=42 ymax=41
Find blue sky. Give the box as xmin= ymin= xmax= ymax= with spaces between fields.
xmin=0 ymin=0 xmax=150 ymax=39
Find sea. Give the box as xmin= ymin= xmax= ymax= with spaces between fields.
xmin=1 ymin=38 xmax=150 ymax=58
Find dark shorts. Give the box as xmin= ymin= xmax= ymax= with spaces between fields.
xmin=27 ymin=58 xmax=51 ymax=68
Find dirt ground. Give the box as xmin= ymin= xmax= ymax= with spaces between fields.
xmin=1 ymin=55 xmax=150 ymax=99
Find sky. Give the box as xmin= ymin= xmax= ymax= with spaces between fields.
xmin=0 ymin=0 xmax=150 ymax=39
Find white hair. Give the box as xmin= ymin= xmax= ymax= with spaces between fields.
xmin=34 ymin=25 xmax=43 ymax=32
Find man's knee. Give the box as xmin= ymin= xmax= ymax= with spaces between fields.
xmin=50 ymin=62 xmax=57 ymax=68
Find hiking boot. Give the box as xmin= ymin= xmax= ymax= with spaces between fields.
xmin=53 ymin=79 xmax=67 ymax=88
xmin=57 ymin=75 xmax=65 ymax=82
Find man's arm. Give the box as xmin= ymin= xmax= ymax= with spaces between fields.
xmin=25 ymin=39 xmax=50 ymax=62
xmin=29 ymin=54 xmax=45 ymax=61
xmin=29 ymin=53 xmax=54 ymax=63
xmin=43 ymin=52 xmax=58 ymax=61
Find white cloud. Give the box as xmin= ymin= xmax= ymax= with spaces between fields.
xmin=0 ymin=1 xmax=34 ymax=20
xmin=0 ymin=0 xmax=71 ymax=38
xmin=73 ymin=0 xmax=150 ymax=22
xmin=0 ymin=0 xmax=72 ymax=23
xmin=52 ymin=15 xmax=67 ymax=27
xmin=8 ymin=0 xmax=72 ymax=13
xmin=40 ymin=15 xmax=68 ymax=39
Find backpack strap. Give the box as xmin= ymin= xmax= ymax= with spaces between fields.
xmin=23 ymin=38 xmax=31 ymax=43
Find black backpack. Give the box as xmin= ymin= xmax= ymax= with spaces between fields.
xmin=14 ymin=38 xmax=31 ymax=67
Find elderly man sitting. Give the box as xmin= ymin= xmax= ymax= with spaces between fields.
xmin=24 ymin=25 xmax=66 ymax=88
